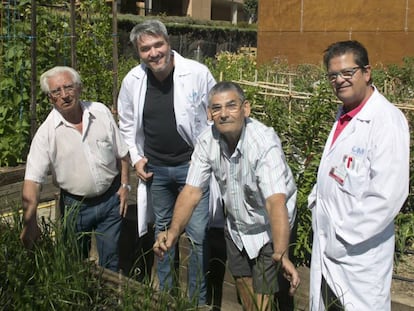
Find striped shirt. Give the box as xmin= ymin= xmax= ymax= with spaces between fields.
xmin=187 ymin=118 xmax=297 ymax=259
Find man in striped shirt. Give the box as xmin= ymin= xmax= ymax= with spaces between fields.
xmin=154 ymin=81 xmax=300 ymax=310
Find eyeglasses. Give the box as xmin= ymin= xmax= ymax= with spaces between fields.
xmin=49 ymin=84 xmax=77 ymax=98
xmin=210 ymin=101 xmax=243 ymax=117
xmin=326 ymin=66 xmax=362 ymax=83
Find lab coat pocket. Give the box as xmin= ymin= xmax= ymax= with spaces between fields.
xmin=96 ymin=140 xmax=114 ymax=165
xmin=341 ymin=162 xmax=368 ymax=199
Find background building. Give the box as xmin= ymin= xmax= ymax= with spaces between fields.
xmin=257 ymin=0 xmax=414 ymax=66
xmin=121 ymin=0 xmax=247 ymax=24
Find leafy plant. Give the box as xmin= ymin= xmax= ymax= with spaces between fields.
xmin=243 ymin=0 xmax=258 ymax=23
xmin=0 ymin=0 xmax=114 ymax=166
xmin=205 ymin=51 xmax=258 ymax=82
xmin=394 ymin=212 xmax=414 ymax=262
xmin=0 ymin=1 xmax=31 ymax=166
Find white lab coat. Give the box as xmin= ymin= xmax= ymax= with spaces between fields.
xmin=118 ymin=51 xmax=218 ymax=236
xmin=308 ymin=87 xmax=409 ymax=310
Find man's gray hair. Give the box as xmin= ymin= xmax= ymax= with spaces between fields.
xmin=129 ymin=19 xmax=169 ymax=51
xmin=208 ymin=81 xmax=246 ymax=105
xmin=39 ymin=66 xmax=81 ymax=94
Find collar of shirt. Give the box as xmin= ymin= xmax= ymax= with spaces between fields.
xmin=218 ymin=120 xmax=247 ymax=159
xmin=331 ymin=98 xmax=369 ymax=146
xmin=52 ymin=101 xmax=93 ymax=129
xmin=341 ymin=98 xmax=367 ymax=120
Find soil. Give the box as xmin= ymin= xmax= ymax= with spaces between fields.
xmin=392 ymin=252 xmax=414 ymax=303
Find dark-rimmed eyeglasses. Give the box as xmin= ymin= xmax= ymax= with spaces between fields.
xmin=210 ymin=101 xmax=243 ymax=117
xmin=326 ymin=66 xmax=362 ymax=83
xmin=49 ymin=84 xmax=76 ymax=98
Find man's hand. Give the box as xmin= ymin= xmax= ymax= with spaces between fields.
xmin=20 ymin=218 xmax=41 ymax=249
xmin=117 ymin=186 xmax=129 ymax=217
xmin=153 ymin=229 xmax=179 ymax=259
xmin=135 ymin=157 xmax=153 ymax=182
xmin=274 ymin=255 xmax=301 ymax=296
xmin=21 ymin=180 xmax=42 ymax=249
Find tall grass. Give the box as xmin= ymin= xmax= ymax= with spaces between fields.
xmin=0 ymin=208 xmax=111 ymax=310
xmin=0 ymin=207 xmax=197 ymax=310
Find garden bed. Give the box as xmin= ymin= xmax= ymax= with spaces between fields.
xmin=1 ymin=166 xmax=413 ymax=310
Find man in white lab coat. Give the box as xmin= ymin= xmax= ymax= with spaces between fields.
xmin=117 ymin=19 xmax=219 ymax=306
xmin=308 ymin=40 xmax=409 ymax=310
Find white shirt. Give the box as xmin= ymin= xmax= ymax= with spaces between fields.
xmin=187 ymin=118 xmax=297 ymax=259
xmin=25 ymin=101 xmax=129 ymax=197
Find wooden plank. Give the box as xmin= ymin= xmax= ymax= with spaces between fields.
xmin=0 ymin=176 xmax=59 ymax=214
xmin=0 ymin=168 xmax=138 ymax=214
xmin=0 ymin=165 xmax=25 ymax=187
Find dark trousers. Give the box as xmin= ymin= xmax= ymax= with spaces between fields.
xmin=118 ymin=204 xmax=154 ymax=282
xmin=59 ymin=177 xmax=122 ymax=272
xmin=271 ymin=216 xmax=303 ymax=311
xmin=207 ymin=227 xmax=227 ymax=311
xmin=274 ymin=273 xmax=294 ymax=311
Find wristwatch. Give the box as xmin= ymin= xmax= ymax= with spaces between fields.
xmin=121 ymin=183 xmax=131 ymax=191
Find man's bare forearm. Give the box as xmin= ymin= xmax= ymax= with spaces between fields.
xmin=168 ymin=184 xmax=203 ymax=237
xmin=22 ymin=180 xmax=41 ymax=224
xmin=266 ymin=193 xmax=290 ymax=261
xmin=120 ymin=155 xmax=130 ymax=185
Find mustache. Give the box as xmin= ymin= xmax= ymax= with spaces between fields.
xmin=218 ymin=120 xmax=233 ymax=124
xmin=62 ymin=98 xmax=73 ymax=104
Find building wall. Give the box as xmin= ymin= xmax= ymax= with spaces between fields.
xmin=257 ymin=0 xmax=414 ymax=66
xmin=136 ymin=0 xmax=245 ymax=23
xmin=210 ymin=0 xmax=246 ymax=23
xmin=189 ymin=0 xmax=212 ymax=20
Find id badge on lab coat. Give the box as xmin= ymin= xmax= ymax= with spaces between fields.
xmin=329 ymin=155 xmax=355 ymax=185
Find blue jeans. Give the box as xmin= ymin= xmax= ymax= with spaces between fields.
xmin=60 ymin=187 xmax=122 ymax=272
xmin=148 ymin=163 xmax=209 ymax=305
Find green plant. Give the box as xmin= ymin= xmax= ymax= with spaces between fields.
xmin=0 ymin=1 xmax=31 ymax=166
xmin=243 ymin=0 xmax=258 ymax=23
xmin=205 ymin=51 xmax=258 ymax=82
xmin=0 ymin=0 xmax=115 ymax=167
xmin=75 ymin=1 xmax=113 ymax=106
xmin=394 ymin=213 xmax=414 ymax=262
xmin=257 ymin=78 xmax=336 ymax=265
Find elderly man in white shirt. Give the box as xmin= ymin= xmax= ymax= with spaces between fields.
xmin=20 ymin=66 xmax=130 ymax=272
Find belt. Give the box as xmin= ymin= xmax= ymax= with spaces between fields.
xmin=60 ymin=175 xmax=120 ymax=206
